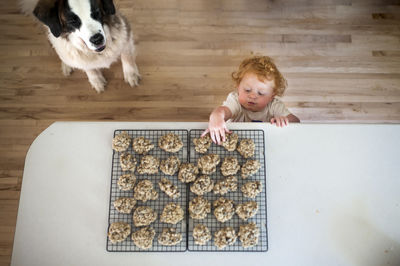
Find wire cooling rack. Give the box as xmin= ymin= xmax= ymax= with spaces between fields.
xmin=188 ymin=130 xmax=268 ymax=252
xmin=107 ymin=129 xmax=188 ymax=252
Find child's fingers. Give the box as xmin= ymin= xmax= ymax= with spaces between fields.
xmin=215 ymin=131 xmax=222 ymax=145
xmin=219 ymin=128 xmax=226 ymax=142
xmin=276 ymin=118 xmax=281 ymax=127
xmin=224 ymin=126 xmax=231 ymax=134
xmin=284 ymin=117 xmax=289 ymax=126
xmin=201 ymin=128 xmax=210 ymax=137
xmin=270 ymin=118 xmax=276 ymax=124
xmin=210 ymin=131 xmax=217 ymax=144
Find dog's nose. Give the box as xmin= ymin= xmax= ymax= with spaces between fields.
xmin=90 ymin=33 xmax=104 ymax=46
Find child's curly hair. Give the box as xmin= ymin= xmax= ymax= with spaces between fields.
xmin=232 ymin=56 xmax=287 ymax=97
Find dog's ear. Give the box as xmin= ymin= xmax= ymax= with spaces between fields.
xmin=101 ymin=0 xmax=115 ymax=15
xmin=33 ymin=0 xmax=62 ymax=37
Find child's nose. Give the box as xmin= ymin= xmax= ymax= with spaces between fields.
xmin=249 ymin=92 xmax=257 ymax=98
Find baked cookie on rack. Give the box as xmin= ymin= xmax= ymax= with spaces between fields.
xmin=158 ymin=228 xmax=182 ymax=246
xmin=238 ymin=222 xmax=260 ymax=248
xmin=160 ymin=156 xmax=180 ymax=176
xmin=134 ymin=180 xmax=159 ymax=202
xmin=117 ymin=173 xmax=136 ymax=191
xmin=221 ymin=133 xmax=238 ymax=152
xmin=113 ymin=197 xmax=137 ymax=214
xmin=158 ymin=133 xmax=183 ymax=153
xmin=112 ymin=131 xmax=131 ymax=152
xmin=220 ymin=156 xmax=240 ymax=176
xmin=132 ymin=136 xmax=154 ymax=154
xmin=158 ymin=177 xmax=180 ymax=199
xmin=237 ymin=139 xmax=255 ymax=158
xmin=189 ymin=196 xmax=211 ymax=219
xmin=178 ymin=163 xmax=199 ymax=183
xmin=160 ymin=203 xmax=184 ymax=225
xmin=193 ymin=134 xmax=212 ymax=154
xmin=241 ymin=159 xmax=260 ymax=179
xmin=193 ymin=224 xmax=212 ymax=245
xmin=131 ymin=226 xmax=156 ymax=250
xmin=214 ymin=227 xmax=237 ymax=249
xmin=197 ymin=154 xmax=220 ymax=175
xmin=213 ymin=197 xmax=235 ymax=223
xmin=213 ymin=175 xmax=238 ymax=195
xmin=137 ymin=155 xmax=159 ymax=174
xmin=119 ymin=152 xmax=137 ymax=172
xmin=133 ymin=206 xmax=157 ymax=227
xmin=108 ymin=222 xmax=131 ymax=244
xmin=241 ymin=181 xmax=262 ymax=198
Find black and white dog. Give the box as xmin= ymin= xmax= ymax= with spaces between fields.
xmin=20 ymin=0 xmax=140 ymax=92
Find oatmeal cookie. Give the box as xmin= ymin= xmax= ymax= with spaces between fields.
xmin=117 ymin=173 xmax=136 ymax=191
xmin=241 ymin=181 xmax=262 ymax=198
xmin=213 ymin=197 xmax=235 ymax=223
xmin=158 ymin=177 xmax=180 ymax=199
xmin=189 ymin=196 xmax=211 ymax=219
xmin=120 ymin=152 xmax=137 ymax=172
xmin=193 ymin=134 xmax=212 ymax=154
xmin=137 ymin=155 xmax=159 ymax=175
xmin=113 ymin=197 xmax=137 ymax=214
xmin=193 ymin=224 xmax=211 ymax=245
xmin=158 ymin=133 xmax=183 ymax=153
xmin=238 ymin=222 xmax=260 ymax=248
xmin=190 ymin=175 xmax=214 ymax=196
xmin=178 ymin=163 xmax=199 ymax=183
xmin=214 ymin=227 xmax=237 ymax=249
xmin=241 ymin=160 xmax=260 ymax=179
xmin=220 ymin=156 xmax=240 ymax=176
xmin=160 ymin=156 xmax=180 ymax=176
xmin=237 ymin=139 xmax=255 ymax=158
xmin=197 ymin=154 xmax=220 ymax=175
xmin=236 ymin=201 xmax=258 ymax=220
xmin=131 ymin=226 xmax=156 ymax=250
xmin=221 ymin=133 xmax=238 ymax=152
xmin=213 ymin=175 xmax=238 ymax=195
xmin=160 ymin=203 xmax=184 ymax=224
xmin=133 ymin=206 xmax=157 ymax=227
xmin=134 ymin=180 xmax=159 ymax=202
xmin=158 ymin=228 xmax=182 ymax=246
xmin=112 ymin=131 xmax=131 ymax=152
xmin=132 ymin=137 xmax=154 ymax=154
xmin=108 ymin=222 xmax=131 ymax=244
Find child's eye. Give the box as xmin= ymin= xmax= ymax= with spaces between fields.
xmin=258 ymin=92 xmax=265 ymax=96
xmin=245 ymin=88 xmax=251 ymax=92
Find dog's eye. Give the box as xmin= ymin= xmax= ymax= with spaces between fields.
xmin=92 ymin=9 xmax=101 ymax=20
xmin=67 ymin=15 xmax=81 ymax=28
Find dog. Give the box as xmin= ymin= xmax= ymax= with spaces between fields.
xmin=20 ymin=0 xmax=141 ymax=93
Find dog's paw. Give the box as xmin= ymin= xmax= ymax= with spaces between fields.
xmin=123 ymin=66 xmax=141 ymax=87
xmin=61 ymin=62 xmax=73 ymax=76
xmin=90 ymin=75 xmax=107 ymax=93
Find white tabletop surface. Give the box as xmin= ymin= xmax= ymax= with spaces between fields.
xmin=11 ymin=122 xmax=400 ymax=266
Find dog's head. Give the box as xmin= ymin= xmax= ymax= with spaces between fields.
xmin=33 ymin=0 xmax=115 ymax=52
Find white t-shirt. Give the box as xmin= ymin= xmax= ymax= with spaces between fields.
xmin=222 ymin=92 xmax=291 ymax=122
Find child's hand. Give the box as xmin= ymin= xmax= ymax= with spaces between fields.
xmin=270 ymin=116 xmax=289 ymax=127
xmin=202 ymin=117 xmax=231 ymax=145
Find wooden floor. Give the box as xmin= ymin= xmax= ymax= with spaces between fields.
xmin=0 ymin=0 xmax=400 ymax=264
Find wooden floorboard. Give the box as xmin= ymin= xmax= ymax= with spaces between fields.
xmin=0 ymin=0 xmax=400 ymax=265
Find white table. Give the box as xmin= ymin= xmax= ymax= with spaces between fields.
xmin=11 ymin=122 xmax=400 ymax=266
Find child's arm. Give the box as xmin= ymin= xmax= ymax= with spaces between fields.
xmin=201 ymin=106 xmax=232 ymax=144
xmin=270 ymin=114 xmax=300 ymax=127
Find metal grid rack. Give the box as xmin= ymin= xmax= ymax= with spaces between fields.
xmin=188 ymin=129 xmax=268 ymax=252
xmin=107 ymin=129 xmax=188 ymax=252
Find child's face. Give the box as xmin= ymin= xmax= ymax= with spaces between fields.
xmin=237 ymin=72 xmax=275 ymax=112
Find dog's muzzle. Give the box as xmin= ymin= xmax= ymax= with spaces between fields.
xmin=90 ymin=33 xmax=106 ymax=52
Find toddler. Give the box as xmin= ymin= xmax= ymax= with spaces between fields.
xmin=203 ymin=56 xmax=300 ymax=144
